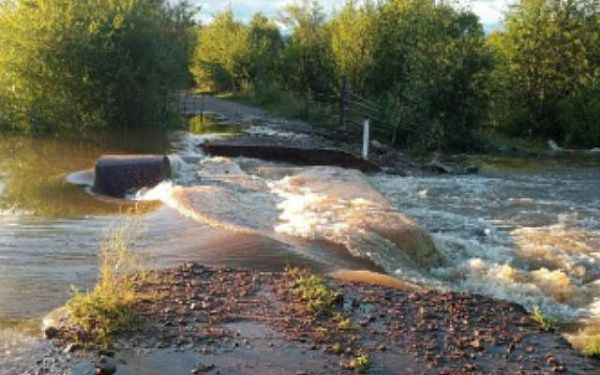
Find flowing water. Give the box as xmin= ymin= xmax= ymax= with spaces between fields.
xmin=0 ymin=121 xmax=599 ymax=373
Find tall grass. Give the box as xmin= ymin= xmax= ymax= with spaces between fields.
xmin=66 ymin=223 xmax=143 ymax=348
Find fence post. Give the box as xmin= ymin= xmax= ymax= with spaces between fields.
xmin=362 ymin=117 xmax=370 ymax=160
xmin=340 ymin=78 xmax=350 ymax=130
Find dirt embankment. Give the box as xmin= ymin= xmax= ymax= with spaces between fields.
xmin=192 ymin=95 xmax=433 ymax=176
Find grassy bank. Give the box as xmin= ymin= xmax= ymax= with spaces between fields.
xmin=65 ymin=224 xmax=144 ymax=348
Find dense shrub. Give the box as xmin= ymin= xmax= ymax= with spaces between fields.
xmin=559 ymin=84 xmax=600 ymax=148
xmin=488 ymin=0 xmax=599 ymax=145
xmin=192 ymin=0 xmax=490 ymax=151
xmin=0 ymin=0 xmax=194 ymax=134
xmin=190 ymin=0 xmax=598 ymax=150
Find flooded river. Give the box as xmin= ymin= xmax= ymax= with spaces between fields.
xmin=0 ymin=122 xmax=598 ymax=373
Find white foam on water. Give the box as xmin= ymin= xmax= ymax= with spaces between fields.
xmin=268 ymin=167 xmax=439 ymax=279
xmin=133 ymin=163 xmax=440 ymax=280
xmin=167 ymin=155 xmax=201 ymax=186
xmin=0 ymin=326 xmax=45 ymax=375
xmin=245 ymin=125 xmax=309 ymax=140
xmin=135 ymin=181 xmax=176 ymax=204
xmin=136 ymin=156 xmax=600 ymax=339
xmin=371 ymin=171 xmax=600 ymax=326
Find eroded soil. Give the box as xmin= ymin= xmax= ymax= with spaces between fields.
xmin=38 ymin=264 xmax=599 ymax=374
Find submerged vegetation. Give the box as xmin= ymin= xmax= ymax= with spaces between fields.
xmin=66 ymin=224 xmax=143 ymax=348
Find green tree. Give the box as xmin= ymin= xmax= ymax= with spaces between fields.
xmin=245 ymin=13 xmax=284 ymax=89
xmin=366 ymin=0 xmax=491 ymax=150
xmin=0 ymin=0 xmax=193 ymax=134
xmin=329 ymin=0 xmax=376 ymax=91
xmin=558 ymin=82 xmax=600 ymax=147
xmin=489 ymin=0 xmax=599 ymax=143
xmin=279 ymin=0 xmax=336 ymax=98
xmin=192 ymin=9 xmax=249 ymax=92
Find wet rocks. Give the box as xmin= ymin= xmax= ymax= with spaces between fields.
xmin=42 ymin=307 xmax=69 ymax=337
xmin=94 ymin=356 xmax=116 ymax=375
xmin=37 ymin=264 xmax=600 ymax=375
xmin=422 ymin=160 xmax=480 ymax=175
xmin=63 ymin=343 xmax=81 ymax=354
xmin=190 ymin=362 xmax=215 ymax=374
xmin=43 ymin=326 xmax=59 ymax=340
xmin=423 ymin=160 xmax=454 ymax=174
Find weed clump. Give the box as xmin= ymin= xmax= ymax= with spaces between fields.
xmin=285 ymin=267 xmax=337 ymax=315
xmin=584 ymin=336 xmax=600 ymax=358
xmin=341 ymin=353 xmax=371 ymax=373
xmin=66 ymin=224 xmax=143 ymax=347
xmin=531 ymin=305 xmax=558 ymax=331
xmin=332 ymin=313 xmax=353 ymax=331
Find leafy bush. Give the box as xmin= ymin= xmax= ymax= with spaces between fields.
xmin=192 ymin=1 xmax=490 ymax=151
xmin=559 ymin=84 xmax=600 ymax=148
xmin=192 ymin=11 xmax=283 ymax=93
xmin=0 ymin=0 xmax=193 ymax=134
xmin=488 ymin=0 xmax=598 ymax=143
xmin=250 ymin=83 xmax=306 ymax=116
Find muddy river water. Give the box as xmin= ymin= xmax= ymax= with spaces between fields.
xmin=0 ymin=123 xmax=598 ymax=373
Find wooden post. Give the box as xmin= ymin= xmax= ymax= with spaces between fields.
xmin=340 ymin=78 xmax=350 ymax=130
xmin=362 ymin=117 xmax=370 ymax=160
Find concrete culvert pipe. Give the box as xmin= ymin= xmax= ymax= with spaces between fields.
xmin=92 ymin=155 xmax=171 ymax=198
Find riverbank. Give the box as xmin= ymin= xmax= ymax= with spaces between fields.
xmin=190 ymin=95 xmax=475 ymax=177
xmin=37 ymin=263 xmax=599 ymax=374
xmin=6 ymin=96 xmax=599 ymax=374
xmin=195 ymin=94 xmax=600 ymax=175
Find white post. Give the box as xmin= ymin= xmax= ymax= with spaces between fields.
xmin=362 ymin=117 xmax=370 ymax=160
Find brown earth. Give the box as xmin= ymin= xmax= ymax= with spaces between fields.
xmin=41 ymin=264 xmax=599 ymax=375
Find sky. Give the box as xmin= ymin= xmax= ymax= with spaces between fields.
xmin=196 ymin=0 xmax=509 ymax=31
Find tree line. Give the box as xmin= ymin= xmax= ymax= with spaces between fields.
xmin=0 ymin=0 xmax=597 ymax=151
xmin=193 ymin=0 xmax=599 ymax=150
